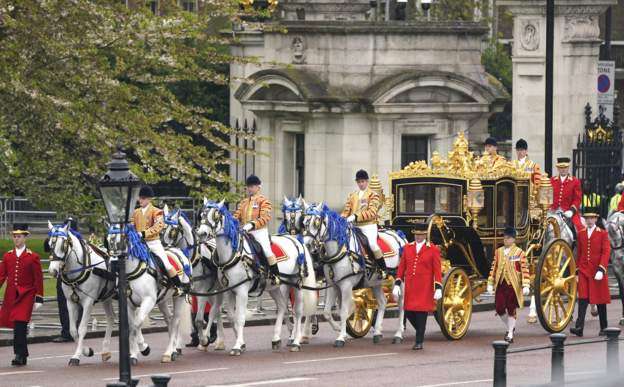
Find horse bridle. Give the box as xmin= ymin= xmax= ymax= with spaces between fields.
xmin=283 ymin=203 xmax=303 ymax=235
xmin=49 ymin=228 xmax=77 ymax=263
xmin=608 ymin=219 xmax=624 ymax=250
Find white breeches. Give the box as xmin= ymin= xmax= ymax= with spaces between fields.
xmin=146 ymin=240 xmax=172 ymax=270
xmin=250 ymin=228 xmax=275 ymax=258
xmin=358 ymin=224 xmax=380 ymax=252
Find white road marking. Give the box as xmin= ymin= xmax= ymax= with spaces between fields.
xmin=207 ymin=377 xmax=316 ymax=387
xmin=283 ymin=352 xmax=397 ymax=365
xmin=0 ymin=371 xmax=44 ymax=377
xmin=29 ymin=350 xmax=118 ymax=361
xmin=417 ymin=379 xmax=493 ymax=387
xmin=102 ymin=367 xmax=228 ymax=381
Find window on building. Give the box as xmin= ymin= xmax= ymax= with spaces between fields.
xmin=180 ymin=0 xmax=196 ymax=12
xmin=295 ymin=133 xmax=305 ymax=197
xmin=148 ymin=0 xmax=158 ymax=15
xmin=401 ymin=135 xmax=429 ymax=168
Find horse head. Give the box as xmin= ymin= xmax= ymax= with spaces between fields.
xmin=47 ymin=220 xmax=75 ymax=276
xmin=163 ymin=205 xmax=183 ymax=247
xmin=106 ymin=224 xmax=125 ymax=257
xmin=302 ymin=202 xmax=329 ymax=246
xmin=607 ymin=211 xmax=624 ymax=251
xmin=281 ymin=195 xmax=305 ymax=235
xmin=197 ymin=198 xmax=228 ymax=241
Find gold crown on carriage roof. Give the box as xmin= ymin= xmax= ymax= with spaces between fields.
xmin=389 ymin=132 xmax=532 ymax=182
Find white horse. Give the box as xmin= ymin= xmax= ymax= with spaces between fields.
xmin=301 ymin=202 xmax=407 ymax=346
xmin=196 ymin=199 xmax=318 ymax=354
xmin=106 ymin=224 xmax=191 ymax=363
xmin=606 ymin=210 xmax=624 ymax=325
xmin=161 ymin=206 xmax=225 ymax=351
xmin=47 ymin=221 xmax=116 ymax=366
xmin=279 ymin=195 xmax=319 ymax=344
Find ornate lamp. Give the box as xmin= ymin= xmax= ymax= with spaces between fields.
xmin=98 ymin=149 xmax=141 ymax=387
xmin=537 ymin=174 xmax=553 ymax=224
xmin=467 ymin=178 xmax=485 ymax=229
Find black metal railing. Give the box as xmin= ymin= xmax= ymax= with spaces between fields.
xmin=492 ymin=327 xmax=621 ymax=386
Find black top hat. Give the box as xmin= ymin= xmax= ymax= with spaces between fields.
xmin=411 ymin=223 xmax=428 ymax=235
xmin=245 ymin=175 xmax=261 ymax=186
xmin=583 ymin=207 xmax=600 ymax=218
xmin=503 ymin=226 xmax=516 ymax=238
xmin=485 ymin=137 xmax=498 ymax=147
xmin=139 ymin=185 xmax=155 ymax=198
xmin=515 ymin=139 xmax=528 ymax=150
xmin=355 ymin=169 xmax=369 ymax=181
xmin=556 ymin=157 xmax=571 ymax=168
xmin=12 ymin=223 xmax=30 ymax=235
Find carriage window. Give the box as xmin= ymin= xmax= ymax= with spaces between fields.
xmin=516 ymin=185 xmax=529 ymax=228
xmin=398 ymin=184 xmax=462 ymax=215
xmin=478 ymin=187 xmax=494 ymax=228
xmin=496 ymin=182 xmax=515 ymax=228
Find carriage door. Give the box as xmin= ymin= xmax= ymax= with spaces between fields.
xmin=495 ymin=181 xmax=515 ymax=249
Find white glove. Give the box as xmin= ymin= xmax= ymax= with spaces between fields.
xmin=563 ymin=210 xmax=573 ymax=218
xmin=433 ymin=289 xmax=442 ymax=301
xmin=242 ymin=223 xmax=253 ymax=232
xmin=346 ymin=215 xmax=356 ymax=223
xmin=595 ymin=270 xmax=604 ymax=281
xmin=522 ymin=286 xmax=530 ymax=296
xmin=487 ymin=284 xmax=494 ymax=294
xmin=392 ymin=285 xmax=401 ymax=300
xmin=34 ymin=302 xmax=43 ymax=311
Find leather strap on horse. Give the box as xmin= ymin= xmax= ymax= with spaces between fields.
xmin=189 ymin=276 xmax=255 ymax=297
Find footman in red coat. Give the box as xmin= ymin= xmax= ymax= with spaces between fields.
xmin=551 ymin=157 xmax=583 ymax=232
xmin=393 ymin=224 xmax=442 ymax=350
xmin=0 ymin=224 xmax=44 ymax=366
xmin=570 ymin=208 xmax=611 ymax=337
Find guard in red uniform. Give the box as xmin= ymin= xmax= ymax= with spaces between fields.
xmin=570 ymin=208 xmax=610 ymax=337
xmin=487 ymin=227 xmax=530 ymax=343
xmin=551 ymin=157 xmax=583 ymax=232
xmin=0 ymin=224 xmax=44 ymax=366
xmin=392 ymin=224 xmax=442 ymax=350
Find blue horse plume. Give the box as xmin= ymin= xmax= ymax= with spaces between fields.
xmin=204 ymin=200 xmax=240 ymax=252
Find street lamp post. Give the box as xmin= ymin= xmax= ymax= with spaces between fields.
xmin=98 ymin=149 xmax=142 ymax=386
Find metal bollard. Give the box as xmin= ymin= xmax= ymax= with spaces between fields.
xmin=129 ymin=378 xmax=139 ymax=387
xmin=492 ymin=340 xmax=509 ymax=387
xmin=604 ymin=327 xmax=621 ymax=374
xmin=151 ymin=374 xmax=172 ymax=387
xmin=549 ymin=333 xmax=566 ymax=384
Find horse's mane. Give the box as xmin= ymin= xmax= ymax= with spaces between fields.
xmin=306 ymin=204 xmax=349 ymax=248
xmin=204 ymin=202 xmax=240 ymax=251
xmin=124 ymin=224 xmax=152 ymax=263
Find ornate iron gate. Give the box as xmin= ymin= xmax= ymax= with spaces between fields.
xmin=572 ymin=104 xmax=622 ymax=218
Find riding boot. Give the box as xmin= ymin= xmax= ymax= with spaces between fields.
xmin=169 ymin=275 xmax=185 ymax=296
xmin=597 ymin=304 xmax=608 ymax=335
xmin=571 ymin=298 xmax=588 ymax=336
xmin=373 ymin=250 xmax=387 ymax=279
xmin=269 ymin=263 xmax=281 ymax=286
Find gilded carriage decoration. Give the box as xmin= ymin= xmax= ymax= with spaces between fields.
xmin=347 ymin=132 xmax=576 ymax=340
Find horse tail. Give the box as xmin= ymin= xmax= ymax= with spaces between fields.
xmin=302 ymin=246 xmax=318 ymax=316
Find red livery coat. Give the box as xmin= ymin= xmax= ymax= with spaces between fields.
xmin=0 ymin=249 xmax=44 ymax=328
xmin=551 ymin=175 xmax=583 ymax=230
xmin=576 ymin=227 xmax=611 ymax=304
xmin=396 ymin=242 xmax=442 ymax=312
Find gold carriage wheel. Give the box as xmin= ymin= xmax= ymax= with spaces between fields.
xmin=436 ymin=267 xmax=473 ymax=340
xmin=535 ymin=238 xmax=577 ymax=333
xmin=346 ymin=289 xmax=378 ymax=338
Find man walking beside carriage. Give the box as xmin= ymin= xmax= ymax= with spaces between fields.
xmin=487 ymin=227 xmax=530 ymax=343
xmin=570 ymin=208 xmax=611 ymax=337
xmin=341 ymin=169 xmax=388 ymax=278
xmin=392 ymin=224 xmax=442 ymax=350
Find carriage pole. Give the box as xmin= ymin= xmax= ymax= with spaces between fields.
xmin=99 ymin=149 xmax=142 ymax=387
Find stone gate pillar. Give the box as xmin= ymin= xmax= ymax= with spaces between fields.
xmin=499 ymin=0 xmax=616 ymax=172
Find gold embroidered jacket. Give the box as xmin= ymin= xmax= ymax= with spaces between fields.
xmin=233 ymin=193 xmax=272 ymax=230
xmin=487 ymin=245 xmax=530 ymax=308
xmin=341 ymin=188 xmax=380 ymax=226
xmin=131 ymin=203 xmax=165 ymax=242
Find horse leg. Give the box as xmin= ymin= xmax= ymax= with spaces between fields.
xmin=371 ymin=284 xmax=386 ymax=343
xmin=69 ymin=300 xmax=95 ymax=366
xmin=195 ymin=296 xmax=208 ymax=350
xmin=393 ymin=284 xmax=405 ymax=344
xmin=270 ymin=286 xmax=288 ymax=351
xmin=162 ymin=297 xmax=183 ymax=363
xmin=230 ymin=290 xmax=248 ymax=356
xmin=290 ymin=289 xmax=304 ymax=351
xmin=134 ymin=298 xmax=156 ymax=361
xmin=213 ymin=295 xmax=226 ymax=351
xmin=613 ymin=258 xmax=624 ymax=325
xmin=334 ymin=283 xmax=353 ymax=347
xmin=127 ymin=306 xmax=140 ymax=365
xmin=323 ymin=285 xmax=340 ymax=333
xmin=66 ymin=300 xmax=80 ymax=365
xmin=100 ymin=299 xmax=115 ymax=362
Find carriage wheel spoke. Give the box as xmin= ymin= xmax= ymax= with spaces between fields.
xmin=555 ymin=247 xmax=564 ymax=268
xmin=458 ymin=284 xmax=469 ymax=297
xmin=558 ymin=256 xmax=571 ymax=277
xmin=540 ymin=285 xmax=553 ymax=296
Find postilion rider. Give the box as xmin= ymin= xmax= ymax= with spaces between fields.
xmin=487 ymin=227 xmax=530 ymax=344
xmin=132 ymin=185 xmax=189 ymax=295
xmin=570 ymin=208 xmax=610 ymax=337
xmin=341 ymin=169 xmax=388 ymax=278
xmin=392 ymin=224 xmax=442 ymax=350
xmin=0 ymin=224 xmax=44 ymax=366
xmin=234 ymin=175 xmax=280 ymax=285
xmin=551 ymin=157 xmax=583 ymax=232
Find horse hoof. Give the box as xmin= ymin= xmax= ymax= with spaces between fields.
xmin=176 ymin=348 xmax=182 ymax=355
xmin=312 ymin=323 xmax=319 ymax=335
xmin=68 ymin=358 xmax=80 ymax=366
xmin=241 ymin=344 xmax=247 ymax=353
xmin=334 ymin=340 xmax=345 ymax=348
xmin=141 ymin=346 xmax=151 ymax=356
xmin=200 ymin=339 xmax=209 ymax=347
xmin=289 ymin=344 xmax=301 ymax=352
xmin=131 ymin=357 xmax=138 ymax=366
xmin=214 ymin=342 xmax=225 ymax=351
xmin=229 ymin=349 xmax=242 ymax=356
xmin=198 ymin=345 xmax=208 ymax=352
xmin=171 ymin=352 xmax=178 ymax=361
xmin=287 ymin=339 xmax=294 ymax=347
xmin=101 ymin=352 xmax=112 ymax=362
xmin=373 ymin=335 xmax=382 ymax=344
xmin=301 ymin=337 xmax=310 ymax=344
xmin=161 ymin=354 xmax=171 ymax=363
xmin=392 ymin=337 xmax=403 ymax=344
xmin=272 ymin=340 xmax=281 ymax=351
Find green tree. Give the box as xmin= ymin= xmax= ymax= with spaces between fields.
xmin=0 ymin=0 xmax=254 ymax=226
xmin=482 ymin=37 xmax=513 ymax=139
